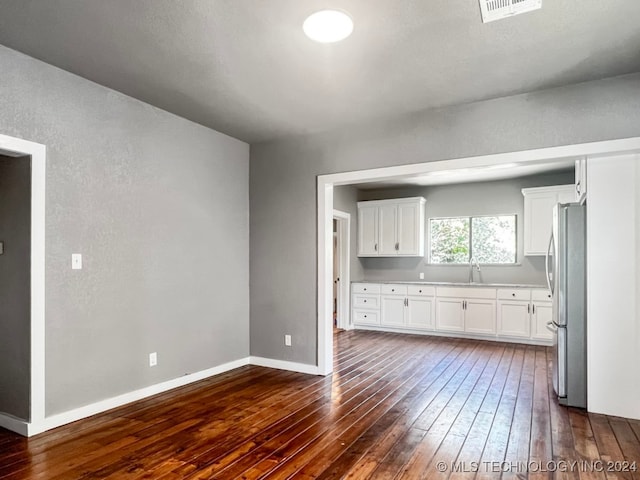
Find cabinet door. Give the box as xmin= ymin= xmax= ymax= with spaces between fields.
xmin=358 ymin=205 xmax=379 ymax=256
xmin=531 ymin=302 xmax=553 ymax=341
xmin=436 ymin=298 xmax=465 ymax=332
xmin=406 ymin=296 xmax=434 ymax=330
xmin=497 ymin=301 xmax=531 ymax=338
xmin=397 ymin=202 xmax=420 ymax=256
xmin=378 ymin=204 xmax=397 ymax=255
xmin=381 ymin=295 xmax=406 ymax=327
xmin=524 ymin=194 xmax=557 ymax=255
xmin=465 ymin=299 xmax=496 ymax=335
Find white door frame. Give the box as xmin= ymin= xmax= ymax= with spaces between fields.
xmin=0 ymin=134 xmax=46 ymax=435
xmin=333 ymin=210 xmax=351 ymax=331
xmin=317 ymin=137 xmax=640 ymax=375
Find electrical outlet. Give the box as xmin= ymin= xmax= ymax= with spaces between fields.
xmin=72 ymin=253 xmax=82 ymax=270
xmin=419 ymin=272 xmax=424 ymax=279
xmin=149 ymin=352 xmax=157 ymax=367
xmin=284 ymin=335 xmax=292 ymax=347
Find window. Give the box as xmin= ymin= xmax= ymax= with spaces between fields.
xmin=429 ymin=215 xmax=517 ymax=264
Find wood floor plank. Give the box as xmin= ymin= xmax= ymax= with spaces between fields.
xmin=1 ymin=330 xmax=639 ymax=480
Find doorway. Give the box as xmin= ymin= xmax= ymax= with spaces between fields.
xmin=316 ymin=137 xmax=640 ymax=376
xmin=0 ymin=133 xmax=46 ymax=436
xmin=0 ymin=154 xmax=32 ymax=423
xmin=333 ymin=210 xmax=350 ymax=331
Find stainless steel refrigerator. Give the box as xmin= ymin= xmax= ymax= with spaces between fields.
xmin=546 ymin=202 xmax=587 ymax=408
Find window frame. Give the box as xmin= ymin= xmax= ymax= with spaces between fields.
xmin=427 ymin=213 xmax=518 ymax=266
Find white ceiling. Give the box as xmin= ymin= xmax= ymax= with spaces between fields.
xmin=0 ymin=1 xmax=639 ymax=143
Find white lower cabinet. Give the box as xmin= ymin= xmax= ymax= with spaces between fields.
xmin=381 ymin=295 xmax=406 ymax=327
xmin=497 ymin=288 xmax=553 ymax=341
xmin=531 ymin=302 xmax=553 ymax=341
xmin=435 ymin=298 xmax=465 ymax=332
xmin=465 ymin=300 xmax=497 ymax=335
xmin=497 ymin=301 xmax=531 ymax=338
xmin=406 ymin=296 xmax=435 ymax=330
xmin=436 ymin=287 xmax=497 ymax=336
xmin=352 ymin=283 xmax=552 ymax=345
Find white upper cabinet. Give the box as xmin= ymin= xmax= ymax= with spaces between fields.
xmin=357 ymin=204 xmax=379 ymax=256
xmin=378 ymin=204 xmax=398 ymax=255
xmin=357 ymin=197 xmax=426 ymax=257
xmin=521 ymin=185 xmax=575 ymax=256
xmin=575 ymin=158 xmax=587 ymax=203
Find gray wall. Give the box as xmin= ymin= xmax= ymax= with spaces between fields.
xmin=0 ymin=155 xmax=31 ymax=420
xmin=357 ymin=171 xmax=575 ymax=285
xmin=0 ymin=45 xmax=250 ymax=416
xmin=250 ymin=72 xmax=640 ymax=366
xmin=333 ymin=185 xmax=364 ymax=282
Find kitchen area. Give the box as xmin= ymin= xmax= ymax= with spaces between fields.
xmin=335 ymin=159 xmax=589 ymax=409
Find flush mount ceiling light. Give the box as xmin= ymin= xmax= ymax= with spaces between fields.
xmin=303 ymin=10 xmax=353 ymax=43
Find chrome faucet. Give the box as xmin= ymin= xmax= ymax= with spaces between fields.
xmin=468 ymin=257 xmax=481 ymax=283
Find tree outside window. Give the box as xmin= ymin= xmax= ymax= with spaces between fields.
xmin=429 ymin=215 xmax=516 ymax=264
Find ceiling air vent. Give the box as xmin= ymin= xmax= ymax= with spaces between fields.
xmin=479 ymin=0 xmax=542 ymax=23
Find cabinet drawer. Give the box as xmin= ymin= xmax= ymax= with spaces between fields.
xmin=497 ymin=289 xmax=531 ymax=301
xmin=436 ymin=287 xmax=496 ymax=299
xmin=407 ymin=285 xmax=436 ymax=297
xmin=352 ymin=283 xmax=381 ymax=295
xmin=352 ymin=294 xmax=380 ymax=309
xmin=353 ymin=309 xmax=379 ymax=325
xmin=531 ymin=290 xmax=552 ymax=302
xmin=381 ymin=284 xmax=408 ymax=295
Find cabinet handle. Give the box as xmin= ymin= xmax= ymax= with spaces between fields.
xmin=395 ymin=242 xmax=399 ymax=251
xmin=528 ymin=304 xmax=531 ymax=314
xmin=363 ymin=300 xmax=367 ymax=303
xmin=532 ymin=304 xmax=536 ymax=314
xmin=576 ymin=181 xmax=581 ymax=195
xmin=512 ymin=293 xmax=516 ymax=297
xmin=374 ymin=243 xmax=378 ymax=251
xmin=463 ymin=300 xmax=466 ymax=310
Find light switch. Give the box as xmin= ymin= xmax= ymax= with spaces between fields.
xmin=72 ymin=253 xmax=82 ymax=270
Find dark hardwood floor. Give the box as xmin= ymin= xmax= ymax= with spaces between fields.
xmin=1 ymin=330 xmax=639 ymax=479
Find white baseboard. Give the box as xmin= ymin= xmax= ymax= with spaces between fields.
xmin=14 ymin=354 xmax=322 ymax=437
xmin=250 ymin=356 xmax=321 ymax=375
xmin=0 ymin=413 xmax=29 ymax=436
xmin=26 ymin=357 xmax=250 ymax=436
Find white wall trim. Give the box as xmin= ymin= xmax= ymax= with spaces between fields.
xmin=333 ymin=210 xmax=351 ymax=331
xmin=317 ymin=136 xmax=640 ymax=378
xmin=6 ymin=355 xmax=322 ymax=437
xmin=0 ymin=133 xmax=46 ymax=428
xmin=25 ymin=357 xmax=251 ymax=436
xmin=0 ymin=413 xmax=29 ymax=436
xmin=250 ymin=356 xmax=321 ymax=375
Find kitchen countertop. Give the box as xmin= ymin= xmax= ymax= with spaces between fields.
xmin=352 ymin=280 xmax=548 ymax=289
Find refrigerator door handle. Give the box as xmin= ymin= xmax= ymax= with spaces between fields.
xmin=545 ymin=233 xmax=554 ymax=295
